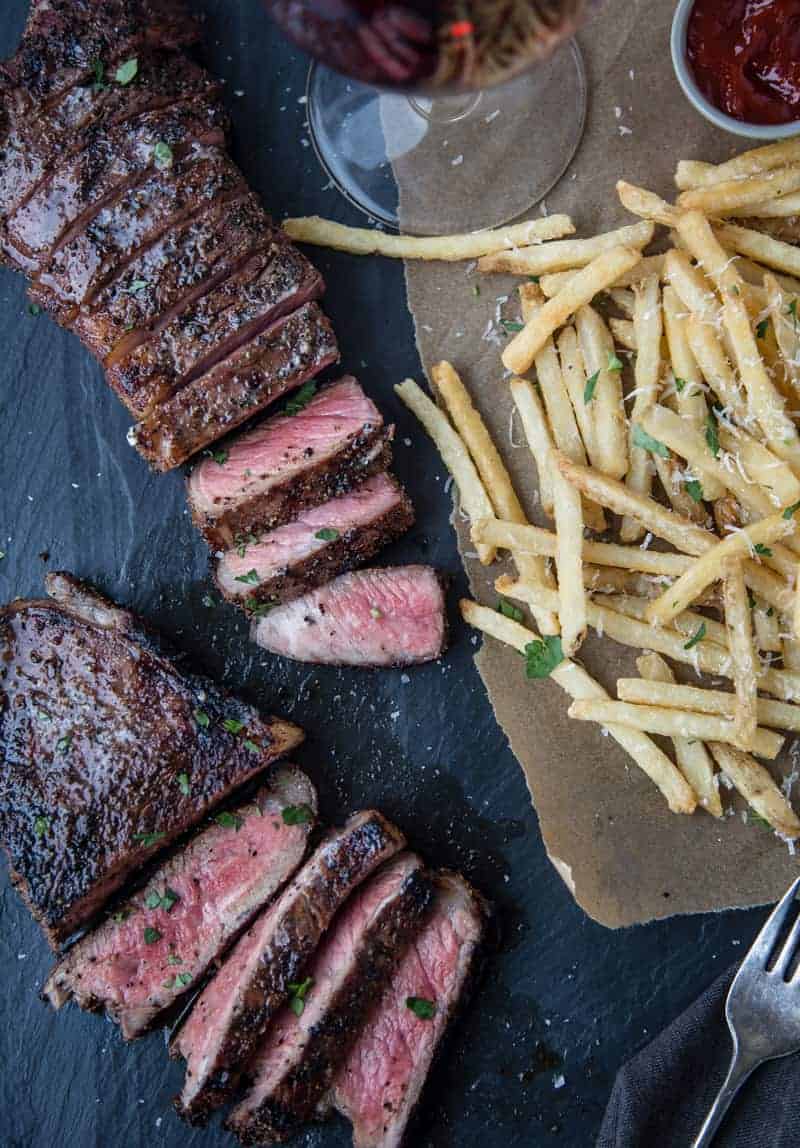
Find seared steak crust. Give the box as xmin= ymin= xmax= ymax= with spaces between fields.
xmin=0 ymin=573 xmax=303 ymax=947
xmin=171 ymin=811 xmax=405 ymax=1123
xmin=227 ymin=855 xmax=434 ymax=1146
xmin=43 ymin=767 xmax=317 ymax=1039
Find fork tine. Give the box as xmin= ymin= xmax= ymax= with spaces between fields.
xmin=744 ymin=875 xmax=800 ymax=971
xmin=773 ymin=913 xmax=800 ymax=978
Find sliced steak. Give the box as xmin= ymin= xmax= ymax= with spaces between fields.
xmin=188 ymin=376 xmax=393 ymax=550
xmin=252 ymin=566 xmax=447 ymax=667
xmin=43 ymin=766 xmax=316 ymax=1039
xmin=131 ymin=302 xmax=339 ymax=470
xmin=33 ymin=148 xmax=247 ymax=323
xmin=0 ymin=572 xmax=303 ymax=947
xmin=226 ymin=853 xmax=434 ymax=1146
xmin=216 ymin=474 xmax=414 ymax=610
xmin=104 ymin=238 xmax=322 ymax=417
xmin=325 ymin=871 xmax=488 ymax=1148
xmin=5 ymin=96 xmax=228 ymax=269
xmin=171 ymin=810 xmax=406 ymax=1123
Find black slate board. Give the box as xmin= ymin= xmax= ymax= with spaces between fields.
xmin=0 ymin=3 xmax=777 ymax=1146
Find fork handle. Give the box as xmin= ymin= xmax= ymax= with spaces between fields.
xmin=692 ymin=1051 xmax=762 ymax=1148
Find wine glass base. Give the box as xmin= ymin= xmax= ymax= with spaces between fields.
xmin=306 ymin=43 xmax=587 ymax=235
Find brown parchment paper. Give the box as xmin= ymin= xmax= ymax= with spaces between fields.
xmin=392 ymin=0 xmax=800 ymax=928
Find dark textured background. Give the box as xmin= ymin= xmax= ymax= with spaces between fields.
xmin=0 ymin=3 xmax=777 ymax=1145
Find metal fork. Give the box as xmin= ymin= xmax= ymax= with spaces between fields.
xmin=693 ymin=875 xmax=800 ymax=1147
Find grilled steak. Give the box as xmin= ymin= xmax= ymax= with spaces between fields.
xmin=216 ymin=474 xmax=414 ymax=610
xmin=188 ymin=376 xmax=393 ymax=550
xmin=252 ymin=566 xmax=447 ymax=667
xmin=325 ymin=871 xmax=488 ymax=1148
xmin=43 ymin=766 xmax=316 ymax=1039
xmin=226 ymin=853 xmax=433 ymax=1146
xmin=0 ymin=572 xmax=303 ymax=946
xmin=171 ymin=810 xmax=405 ymax=1123
xmin=104 ymin=238 xmax=322 ymax=418
xmin=131 ymin=302 xmax=339 ymax=470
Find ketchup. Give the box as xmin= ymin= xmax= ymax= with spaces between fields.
xmin=686 ymin=0 xmax=800 ymax=125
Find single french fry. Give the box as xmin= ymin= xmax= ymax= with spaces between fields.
xmin=458 ymin=599 xmax=697 ymax=813
xmin=616 ymin=180 xmax=676 ymax=227
xmin=509 ymin=376 xmax=555 ymax=518
xmin=708 ymin=742 xmax=800 ymax=837
xmin=584 ymin=566 xmax=676 ymax=598
xmin=634 ymin=653 xmax=722 ymax=816
xmin=784 ymin=637 xmax=800 ymax=670
xmin=722 ymin=558 xmax=759 ymax=750
xmin=646 ymin=514 xmax=796 ymax=626
xmin=539 ymin=255 xmax=666 ymax=299
xmin=603 ymin=592 xmax=728 ymax=649
xmin=795 ymin=562 xmax=800 ymax=642
xmin=742 ymin=561 xmax=796 ymax=615
xmin=498 ymin=575 xmax=800 ymax=702
xmin=676 ymin=141 xmax=800 ymax=190
xmin=618 ymin=678 xmax=800 ymax=734
xmin=551 ymin=457 xmax=586 ymax=656
xmin=715 ymin=221 xmax=800 ymax=280
xmin=477 ymin=221 xmax=654 ymax=275
xmin=718 ymin=425 xmax=800 ymax=508
xmin=609 ymin=288 xmax=636 ymax=317
xmin=394 ymin=378 xmax=495 ymax=563
xmin=684 ymin=315 xmax=748 ymax=422
xmin=502 ymin=247 xmax=643 ymax=375
xmin=732 ymin=191 xmax=800 ymax=219
xmin=610 ymin=317 xmax=636 ymax=350
xmin=678 ymin=166 xmax=800 ymax=216
xmin=282 ymin=214 xmax=574 ymax=259
xmin=665 ymin=249 xmax=722 ymax=324
xmin=766 ymin=274 xmax=800 ymax=398
xmin=622 ymin=275 xmax=663 ymax=541
xmin=575 ymin=305 xmax=629 ymax=479
xmin=556 ymin=325 xmax=600 ymax=470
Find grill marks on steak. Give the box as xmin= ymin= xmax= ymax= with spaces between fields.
xmin=216 ymin=474 xmax=414 ymax=609
xmin=43 ymin=766 xmax=316 ymax=1039
xmin=0 ymin=573 xmax=303 ymax=946
xmin=227 ymin=854 xmax=433 ymax=1146
xmin=252 ymin=566 xmax=447 ymax=667
xmin=188 ymin=376 xmax=393 ymax=550
xmin=327 ymin=871 xmax=488 ymax=1148
xmin=171 ymin=810 xmax=406 ymax=1123
xmin=132 ymin=303 xmax=339 ymax=471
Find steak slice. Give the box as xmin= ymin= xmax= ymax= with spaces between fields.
xmin=0 ymin=572 xmax=303 ymax=947
xmin=5 ymin=96 xmax=228 ymax=269
xmin=131 ymin=302 xmax=339 ymax=471
xmin=43 ymin=766 xmax=316 ymax=1039
xmin=325 ymin=871 xmax=488 ymax=1148
xmin=171 ymin=810 xmax=406 ymax=1123
xmin=226 ymin=853 xmax=434 ymax=1146
xmin=103 ymin=238 xmax=322 ymax=416
xmin=216 ymin=474 xmax=414 ymax=610
xmin=66 ymin=188 xmax=264 ymax=352
xmin=188 ymin=376 xmax=393 ymax=550
xmin=252 ymin=566 xmax=447 ymax=667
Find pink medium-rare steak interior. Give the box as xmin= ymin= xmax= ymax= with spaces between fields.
xmin=328 ymin=871 xmax=488 ymax=1148
xmin=252 ymin=566 xmax=447 ymax=667
xmin=226 ymin=853 xmax=433 ymax=1145
xmin=43 ymin=767 xmax=317 ymax=1040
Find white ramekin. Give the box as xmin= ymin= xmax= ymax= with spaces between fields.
xmin=671 ymin=0 xmax=800 ymax=141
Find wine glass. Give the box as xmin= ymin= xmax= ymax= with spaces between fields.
xmin=263 ymin=1 xmax=600 ymax=234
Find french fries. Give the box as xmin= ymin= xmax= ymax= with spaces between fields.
xmin=477 ymin=221 xmax=653 ymax=276
xmin=539 ymin=255 xmax=666 ymax=299
xmin=551 ymin=456 xmax=586 ymax=656
xmin=575 ymin=305 xmax=628 ymax=480
xmin=282 ymin=214 xmax=574 ymax=259
xmin=509 ymin=376 xmax=556 ymax=517
xmin=722 ymin=558 xmax=759 ymax=751
xmin=677 ymin=166 xmax=800 ymax=216
xmin=675 ymin=140 xmax=800 ymax=190
xmin=621 ymin=275 xmax=663 ymax=541
xmin=707 ymin=743 xmax=800 ymax=838
xmin=617 ymin=678 xmax=800 ymax=735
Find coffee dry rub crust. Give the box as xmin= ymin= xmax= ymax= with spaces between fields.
xmin=0 ymin=572 xmax=304 ymax=947
xmin=132 ymin=302 xmax=339 ymax=470
xmin=226 ymin=854 xmax=434 ymax=1147
xmin=43 ymin=767 xmax=317 ymax=1039
xmin=187 ymin=376 xmax=392 ymax=549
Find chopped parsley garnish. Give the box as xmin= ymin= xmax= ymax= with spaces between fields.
xmin=607 ymin=352 xmax=624 ymax=373
xmin=749 ymin=811 xmax=772 ymax=830
xmin=282 ymin=804 xmax=314 ymax=826
xmin=56 ymin=735 xmax=72 ymax=753
xmin=111 ymin=908 xmax=133 ymax=924
xmin=288 ymin=976 xmax=314 ymax=1017
xmin=788 ymin=299 xmax=798 ymax=331
xmin=674 ymin=376 xmax=687 ymax=392
xmin=214 ymin=811 xmax=243 ymax=830
xmin=705 ymin=410 xmax=720 ymax=458
xmin=683 ymin=623 xmax=706 ymax=650
xmin=145 ymin=887 xmax=180 ymax=912
xmin=33 ymin=816 xmax=49 ymax=839
xmin=0 ymin=550 xmax=5 ymax=559
xmin=524 ymin=635 xmax=564 ymax=679
xmin=243 ymin=739 xmax=261 ymax=754
xmin=754 ymin=543 xmax=773 ymax=557
xmin=114 ymin=57 xmax=138 ymax=85
xmin=128 ymin=279 xmax=148 ymax=294
xmin=144 ymin=890 xmax=162 ymax=910
xmin=174 ymin=972 xmax=193 ymax=988
xmin=497 ymin=598 xmax=524 ymax=624
xmin=685 ymin=479 xmax=704 ymax=503
xmin=527 ymin=275 xmax=541 ymax=284
xmin=406 ymin=996 xmax=436 ymax=1020
xmin=583 ymin=370 xmax=599 ymax=405
xmin=767 ymin=606 xmax=775 ymax=617
xmin=201 ymin=594 xmax=216 ymax=608
xmin=134 ymin=831 xmax=166 ymax=847
xmin=472 ymin=284 xmax=480 ymax=297
xmin=167 ymin=954 xmax=183 ymax=965
xmin=234 ymin=569 xmax=260 ymax=585
xmin=194 ymin=709 xmax=210 ymax=729
xmin=143 ymin=927 xmax=162 ymax=945
xmin=632 ymin=425 xmax=670 ymax=459
xmin=177 ymin=772 xmax=190 ymax=796
xmin=756 ymin=319 xmax=769 ymax=340
xmin=91 ymin=59 xmax=107 ymax=90
xmin=783 ymin=500 xmax=800 ymax=520
xmin=502 ymin=320 xmax=524 ymax=334
xmin=245 ymin=598 xmax=274 ymax=617
xmin=747 ymin=588 xmax=757 ymax=610
xmin=222 ymin=717 xmax=245 ymax=734
xmin=284 ymin=380 xmax=317 ymax=415
xmin=209 ymin=449 xmax=228 ymax=466
xmin=153 ymin=140 xmax=173 ymax=169
xmin=314 ymin=527 xmax=340 ymax=542
xmin=27 ymin=303 xmax=41 ymax=317
xmin=370 ymin=606 xmax=383 ymax=620
xmin=234 ymin=532 xmax=256 ymax=557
